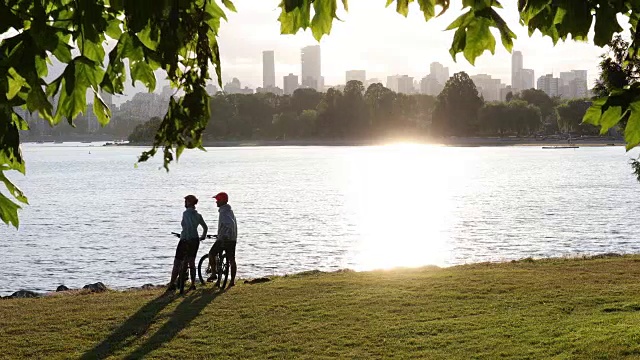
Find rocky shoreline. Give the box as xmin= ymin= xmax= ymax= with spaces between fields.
xmin=0 ymin=277 xmax=274 ymax=299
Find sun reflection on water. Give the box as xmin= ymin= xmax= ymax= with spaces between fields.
xmin=344 ymin=143 xmax=462 ymax=271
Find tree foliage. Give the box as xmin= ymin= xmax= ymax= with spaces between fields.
xmin=478 ymin=101 xmax=541 ymax=136
xmin=432 ymin=72 xmax=483 ymax=136
xmin=557 ymin=100 xmax=599 ymax=135
xmin=3 ymin=0 xmax=640 ymax=226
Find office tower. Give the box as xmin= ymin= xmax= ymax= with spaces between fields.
xmin=263 ymin=51 xmax=275 ymax=89
xmin=301 ymin=45 xmax=321 ymax=91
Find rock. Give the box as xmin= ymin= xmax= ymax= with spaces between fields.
xmin=82 ymin=282 xmax=108 ymax=293
xmin=56 ymin=285 xmax=69 ymax=292
xmin=243 ymin=277 xmax=271 ymax=285
xmin=141 ymin=284 xmax=159 ymax=290
xmin=8 ymin=290 xmax=40 ymax=299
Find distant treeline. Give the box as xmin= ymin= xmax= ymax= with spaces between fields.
xmin=129 ymin=73 xmax=600 ymax=143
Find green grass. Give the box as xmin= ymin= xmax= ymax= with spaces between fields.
xmin=3 ymin=255 xmax=640 ymax=359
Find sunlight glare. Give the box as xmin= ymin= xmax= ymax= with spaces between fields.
xmin=345 ymin=144 xmax=459 ymax=271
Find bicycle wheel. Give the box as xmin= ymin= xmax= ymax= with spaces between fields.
xmin=198 ymin=254 xmax=210 ymax=285
xmin=221 ymin=255 xmax=229 ymax=289
xmin=214 ymin=252 xmax=227 ymax=288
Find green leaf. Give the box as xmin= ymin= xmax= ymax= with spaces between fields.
xmin=624 ymin=101 xmax=640 ymax=150
xmin=222 ymin=0 xmax=237 ymax=12
xmin=131 ymin=60 xmax=156 ymax=90
xmin=0 ymin=190 xmax=21 ymax=228
xmin=54 ymin=58 xmax=103 ymax=124
xmin=279 ymin=0 xmax=312 ymax=34
xmin=93 ymin=92 xmax=112 ymax=126
xmin=26 ymin=84 xmax=55 ymax=124
xmin=462 ymin=17 xmax=495 ymax=64
xmin=0 ymin=172 xmax=28 ymax=205
xmin=311 ymin=0 xmax=338 ymax=40
xmin=7 ymin=68 xmax=27 ymax=100
xmin=520 ymin=0 xmax=550 ymax=23
xmin=80 ymin=35 xmax=106 ymax=64
xmin=396 ymin=0 xmax=410 ymax=17
xmin=137 ymin=24 xmax=159 ymax=51
xmin=599 ymin=106 xmax=623 ymax=134
xmin=594 ymin=6 xmax=623 ymax=47
xmin=106 ymin=19 xmax=123 ymax=40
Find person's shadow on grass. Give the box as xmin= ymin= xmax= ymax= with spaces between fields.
xmin=80 ymin=289 xmax=221 ymax=359
xmin=122 ymin=289 xmax=223 ymax=359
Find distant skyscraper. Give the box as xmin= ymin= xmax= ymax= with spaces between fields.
xmin=397 ymin=75 xmax=414 ymax=94
xmin=512 ymin=51 xmax=523 ymax=90
xmin=430 ymin=62 xmax=450 ymax=85
xmin=284 ymin=73 xmax=299 ymax=95
xmin=420 ymin=76 xmax=443 ymax=96
xmin=559 ymin=70 xmax=588 ymax=98
xmin=386 ymin=75 xmax=401 ymax=92
xmin=346 ymin=70 xmax=366 ymax=84
xmin=537 ymin=74 xmax=559 ymax=97
xmin=263 ymin=51 xmax=275 ymax=89
xmin=205 ymin=84 xmax=218 ymax=95
xmin=521 ymin=69 xmax=535 ymax=90
xmin=301 ymin=45 xmax=321 ymax=91
xmin=470 ymin=74 xmax=502 ymax=102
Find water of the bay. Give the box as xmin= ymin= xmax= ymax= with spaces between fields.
xmin=1 ymin=143 xmax=639 ymax=295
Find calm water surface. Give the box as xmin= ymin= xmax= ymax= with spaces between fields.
xmin=1 ymin=143 xmax=639 ymax=295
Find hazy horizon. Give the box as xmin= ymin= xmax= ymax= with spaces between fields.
xmin=2 ymin=0 xmax=626 ymax=104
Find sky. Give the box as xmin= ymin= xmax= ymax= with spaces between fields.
xmin=1 ymin=1 xmax=626 ymax=103
xmin=213 ymin=0 xmax=612 ymax=90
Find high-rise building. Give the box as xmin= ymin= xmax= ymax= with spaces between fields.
xmin=470 ymin=74 xmax=503 ymax=102
xmin=430 ymin=62 xmax=450 ymax=85
xmin=500 ymin=86 xmax=515 ymax=101
xmin=537 ymin=74 xmax=559 ymax=97
xmin=284 ymin=73 xmax=299 ymax=95
xmin=521 ymin=69 xmax=535 ymax=91
xmin=397 ymin=75 xmax=414 ymax=94
xmin=263 ymin=51 xmax=275 ymax=89
xmin=386 ymin=75 xmax=401 ymax=92
xmin=346 ymin=70 xmax=366 ymax=84
xmin=301 ymin=45 xmax=321 ymax=91
xmin=512 ymin=51 xmax=523 ymax=90
xmin=205 ymin=84 xmax=218 ymax=95
xmin=559 ymin=70 xmax=588 ymax=98
xmin=420 ymin=76 xmax=443 ymax=96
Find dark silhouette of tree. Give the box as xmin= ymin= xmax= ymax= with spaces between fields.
xmin=557 ymin=100 xmax=599 ymax=135
xmin=432 ymin=72 xmax=483 ymax=136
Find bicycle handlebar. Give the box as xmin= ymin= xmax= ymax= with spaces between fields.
xmin=171 ymin=232 xmax=217 ymax=240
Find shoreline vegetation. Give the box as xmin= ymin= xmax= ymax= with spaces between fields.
xmin=122 ymin=136 xmax=624 ymax=148
xmin=3 ymin=253 xmax=640 ymax=358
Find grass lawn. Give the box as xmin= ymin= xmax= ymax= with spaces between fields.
xmin=2 ymin=255 xmax=640 ymax=359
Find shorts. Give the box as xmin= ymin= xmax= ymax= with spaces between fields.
xmin=175 ymin=239 xmax=200 ymax=261
xmin=211 ymin=240 xmax=236 ymax=258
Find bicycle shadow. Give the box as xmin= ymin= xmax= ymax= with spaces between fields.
xmin=122 ymin=288 xmax=223 ymax=359
xmin=79 ymin=292 xmax=175 ymax=360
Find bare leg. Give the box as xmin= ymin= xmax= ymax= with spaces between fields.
xmin=168 ymin=259 xmax=180 ymax=289
xmin=228 ymin=256 xmax=236 ymax=287
xmin=188 ymin=257 xmax=197 ymax=287
xmin=209 ymin=245 xmax=218 ymax=281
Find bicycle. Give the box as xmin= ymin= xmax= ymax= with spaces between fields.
xmin=198 ymin=237 xmax=230 ymax=289
xmin=171 ymin=232 xmax=214 ymax=294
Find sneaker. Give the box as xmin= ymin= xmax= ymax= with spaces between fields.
xmin=207 ymin=274 xmax=217 ymax=282
xmin=165 ymin=284 xmax=176 ymax=293
xmin=227 ymin=282 xmax=235 ymax=289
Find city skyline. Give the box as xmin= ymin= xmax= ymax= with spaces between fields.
xmin=212 ymin=1 xmax=605 ymax=91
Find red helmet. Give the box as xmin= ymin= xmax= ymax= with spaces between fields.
xmin=212 ymin=192 xmax=228 ymax=203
